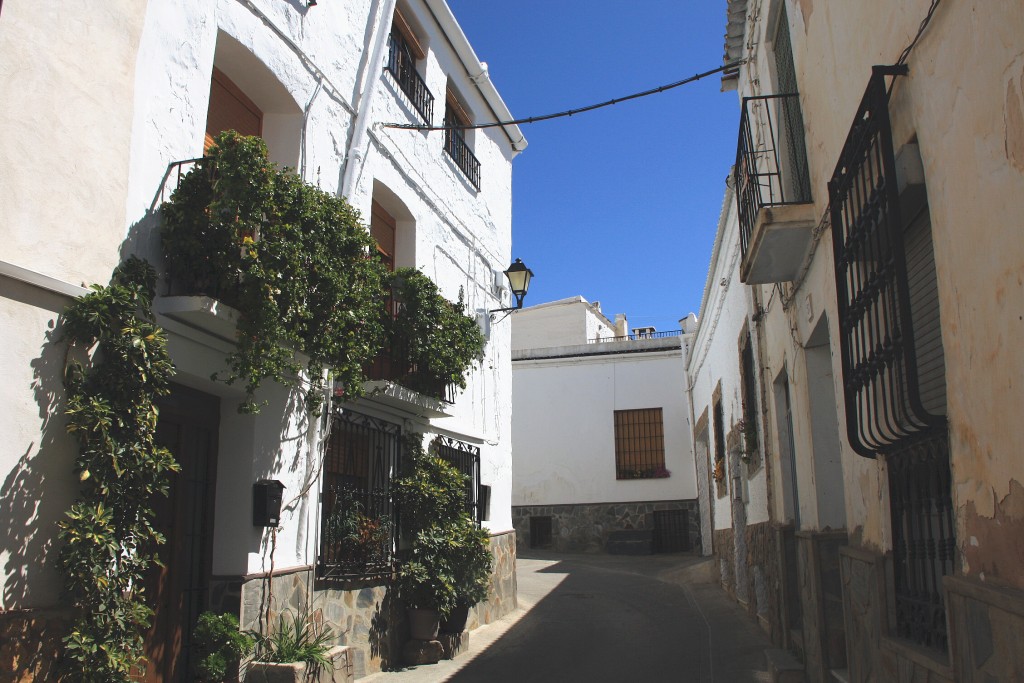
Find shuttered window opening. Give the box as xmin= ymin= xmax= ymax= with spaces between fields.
xmin=614 ymin=408 xmax=666 ymax=479
xmin=771 ymin=3 xmax=811 ymax=202
xmin=904 ymin=205 xmax=946 ymax=416
xmin=205 ymin=67 xmax=262 ymax=152
xmin=370 ymin=200 xmax=397 ymax=272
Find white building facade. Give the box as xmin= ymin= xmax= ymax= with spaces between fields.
xmin=512 ymin=297 xmax=700 ymax=554
xmin=0 ymin=0 xmax=524 ymax=679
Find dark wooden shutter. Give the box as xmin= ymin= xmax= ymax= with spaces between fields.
xmin=205 ymin=67 xmax=262 ymax=151
xmin=370 ymin=201 xmax=397 ymax=272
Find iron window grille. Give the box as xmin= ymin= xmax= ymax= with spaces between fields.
xmin=829 ymin=65 xmax=953 ymax=652
xmin=734 ymin=93 xmax=813 ymax=258
xmin=385 ymin=29 xmax=434 ymax=125
xmin=828 ymin=65 xmax=945 ymax=456
xmin=888 ymin=431 xmax=955 ymax=651
xmin=317 ymin=410 xmax=403 ymax=582
xmin=432 ymin=435 xmax=482 ymax=524
xmin=614 ymin=408 xmax=668 ymax=479
xmin=443 ymin=106 xmax=481 ymax=190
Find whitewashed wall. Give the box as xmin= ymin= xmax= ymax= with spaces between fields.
xmin=513 ymin=342 xmax=695 ymax=507
xmin=511 ymin=297 xmax=616 ymax=351
xmin=686 ymin=188 xmax=769 ymax=532
xmin=0 ymin=0 xmax=520 ymax=601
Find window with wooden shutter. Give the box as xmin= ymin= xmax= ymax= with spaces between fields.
xmin=370 ymin=200 xmax=397 ymax=272
xmin=614 ymin=408 xmax=667 ymax=479
xmin=204 ymin=67 xmax=262 ymax=152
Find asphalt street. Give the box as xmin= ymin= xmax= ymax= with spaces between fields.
xmin=362 ymin=551 xmax=773 ymax=683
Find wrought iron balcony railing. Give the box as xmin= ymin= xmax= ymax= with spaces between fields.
xmin=444 ymin=129 xmax=481 ymax=190
xmin=386 ymin=38 xmax=434 ymax=125
xmin=734 ymin=93 xmax=812 ymax=257
xmin=365 ymin=342 xmax=457 ymax=404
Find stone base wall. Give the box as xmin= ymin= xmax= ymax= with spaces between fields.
xmin=467 ymin=530 xmax=517 ymax=629
xmin=711 ymin=522 xmax=781 ymax=642
xmin=744 ymin=522 xmax=780 ymax=637
xmin=714 ymin=528 xmax=736 ymax=595
xmin=512 ymin=500 xmax=699 ymax=554
xmin=946 ymin=575 xmax=1024 ymax=682
xmin=840 ymin=544 xmax=954 ymax=683
xmin=210 ymin=531 xmax=518 ymax=678
xmin=0 ymin=609 xmax=68 ymax=683
xmin=796 ymin=531 xmax=847 ymax=680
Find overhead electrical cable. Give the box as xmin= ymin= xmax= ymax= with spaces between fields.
xmin=384 ymin=60 xmax=745 ymax=131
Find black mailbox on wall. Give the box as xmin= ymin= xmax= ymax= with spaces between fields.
xmin=253 ymin=480 xmax=285 ymax=527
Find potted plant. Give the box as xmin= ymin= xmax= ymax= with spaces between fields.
xmin=245 ymin=611 xmax=349 ymax=683
xmin=439 ymin=517 xmax=493 ymax=634
xmin=192 ymin=612 xmax=255 ymax=683
xmin=396 ymin=524 xmax=459 ymax=640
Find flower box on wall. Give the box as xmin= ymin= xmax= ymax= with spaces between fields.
xmin=245 ymin=645 xmax=353 ymax=683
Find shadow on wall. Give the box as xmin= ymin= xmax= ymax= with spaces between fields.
xmin=0 ymin=296 xmax=78 ymax=611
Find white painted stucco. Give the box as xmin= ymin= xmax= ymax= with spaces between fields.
xmin=512 ymin=301 xmax=697 ymax=508
xmin=0 ymin=0 xmax=522 ymax=604
xmin=686 ymin=187 xmax=770 ymax=533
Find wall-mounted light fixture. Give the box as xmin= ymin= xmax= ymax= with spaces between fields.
xmin=490 ymin=258 xmax=533 ymax=321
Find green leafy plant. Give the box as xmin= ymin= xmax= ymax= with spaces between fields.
xmin=58 ymin=257 xmax=178 ymax=682
xmin=396 ymin=525 xmax=460 ymax=619
xmin=392 ymin=435 xmax=467 ymax=536
xmin=192 ymin=612 xmax=255 ymax=682
xmin=446 ymin=516 xmax=493 ymax=609
xmin=387 ymin=268 xmax=486 ymax=397
xmin=161 ymin=131 xmax=388 ymax=414
xmin=325 ymin=490 xmax=393 ymax=566
xmin=251 ymin=612 xmax=334 ymax=672
xmin=393 ymin=435 xmax=492 ymax=618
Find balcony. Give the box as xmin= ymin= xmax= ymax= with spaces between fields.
xmin=734 ymin=93 xmax=815 ymax=284
xmin=445 ymin=128 xmax=481 ymax=190
xmin=386 ymin=38 xmax=434 ymax=125
xmin=362 ymin=345 xmax=455 ymax=418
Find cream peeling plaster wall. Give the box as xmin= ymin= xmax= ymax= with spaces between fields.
xmin=513 ymin=350 xmax=695 ymax=507
xmin=739 ymin=0 xmax=1024 ymax=570
xmin=687 ymin=199 xmax=769 ymax=531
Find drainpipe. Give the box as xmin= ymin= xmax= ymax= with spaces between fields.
xmin=340 ymin=0 xmax=398 ymax=200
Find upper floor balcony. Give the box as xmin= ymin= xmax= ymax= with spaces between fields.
xmin=444 ymin=127 xmax=481 ymax=190
xmin=386 ymin=34 xmax=434 ymax=125
xmin=734 ymin=93 xmax=815 ymax=284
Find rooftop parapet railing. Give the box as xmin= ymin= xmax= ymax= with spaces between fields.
xmin=589 ymin=329 xmax=683 ymax=344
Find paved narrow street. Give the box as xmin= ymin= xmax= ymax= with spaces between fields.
xmin=363 ymin=552 xmax=773 ymax=682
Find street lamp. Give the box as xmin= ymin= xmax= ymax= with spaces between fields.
xmin=490 ymin=258 xmax=533 ymax=319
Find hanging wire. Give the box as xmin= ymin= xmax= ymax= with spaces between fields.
xmin=384 ymin=60 xmax=746 ymax=131
xmin=896 ymin=0 xmax=941 ymax=66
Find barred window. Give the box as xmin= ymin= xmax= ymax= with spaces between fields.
xmin=830 ymin=66 xmax=952 ymax=652
xmin=432 ymin=435 xmax=482 ymax=524
xmin=614 ymin=408 xmax=667 ymax=479
xmin=317 ymin=411 xmax=401 ymax=582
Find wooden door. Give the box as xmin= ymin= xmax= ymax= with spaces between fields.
xmin=140 ymin=385 xmax=220 ymax=682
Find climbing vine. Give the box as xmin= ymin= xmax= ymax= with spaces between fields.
xmin=161 ymin=131 xmax=388 ymax=414
xmin=58 ymin=257 xmax=178 ymax=681
xmin=389 ymin=267 xmax=486 ymax=396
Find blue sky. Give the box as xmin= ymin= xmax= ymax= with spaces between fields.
xmin=446 ymin=1 xmax=740 ymax=331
